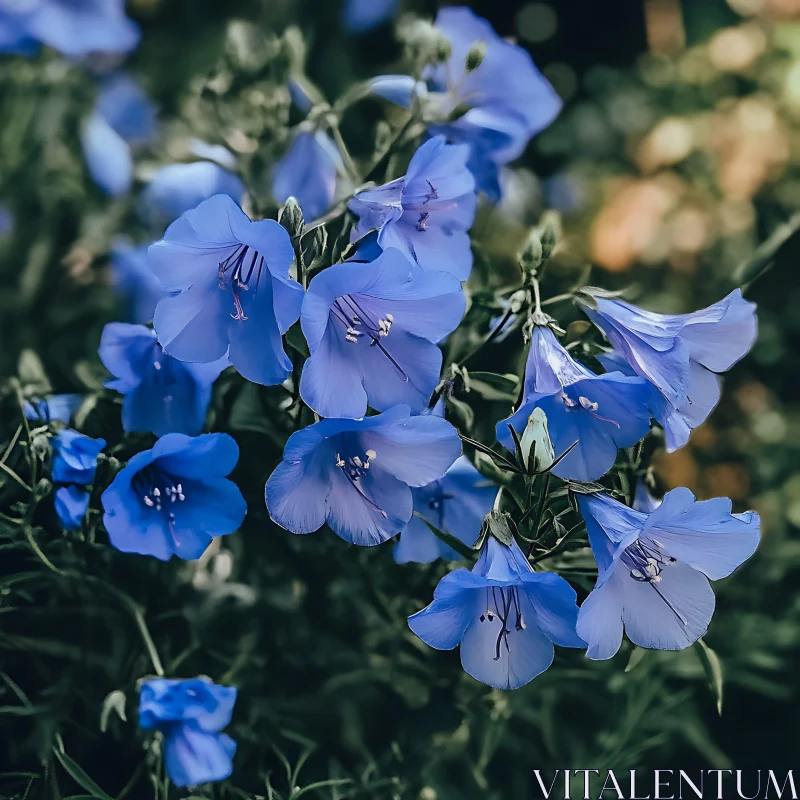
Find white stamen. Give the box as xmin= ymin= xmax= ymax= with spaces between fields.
xmin=365 ymin=449 xmax=377 ymax=460
xmin=579 ymin=396 xmax=598 ymax=412
xmin=154 ymin=361 xmax=162 ymax=370
xmin=144 ymin=496 xmax=154 ymax=507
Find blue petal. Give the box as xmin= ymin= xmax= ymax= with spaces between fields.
xmin=81 ymin=110 xmax=133 ymax=197
xmin=139 ymin=162 xmax=245 ymax=231
xmin=54 ymin=485 xmax=90 ymax=531
xmin=342 ymin=0 xmax=399 ymax=33
xmin=368 ymin=75 xmax=422 ymax=109
xmin=163 ymin=726 xmax=236 ymax=787
xmin=139 ymin=678 xmax=236 ymax=732
xmin=97 ymin=74 xmax=156 ymax=144
xmin=110 ymin=239 xmax=166 ymax=325
xmin=265 ymin=454 xmax=331 ymax=535
xmin=519 ymin=572 xmax=585 ymax=648
xmin=24 ymin=393 xmax=82 ymax=424
xmin=394 ymin=513 xmax=457 ymax=564
xmin=633 ymin=480 xmax=661 ymax=513
xmin=52 ymin=430 xmax=106 ymax=484
xmin=154 ymin=432 xmax=240 ymax=480
xmin=403 ymin=136 xmax=475 ymax=206
xmin=642 ymin=487 xmax=760 ymax=580
xmin=577 ymin=575 xmax=625 ymax=661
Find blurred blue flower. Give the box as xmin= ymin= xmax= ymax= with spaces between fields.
xmin=582 ymin=289 xmax=758 ymax=453
xmin=300 ymin=248 xmax=465 ymax=419
xmin=81 ymin=74 xmax=157 ymax=196
xmin=265 ymin=404 xmax=461 ymax=546
xmin=408 ymin=536 xmax=584 ymax=689
xmin=422 ymin=7 xmax=561 ymax=199
xmin=0 ymin=203 xmax=12 ymax=238
xmin=24 ymin=393 xmax=82 ymax=424
xmin=633 ymin=479 xmax=660 ymax=513
xmin=395 ymin=456 xmax=495 ymax=564
xmin=99 ymin=323 xmax=228 ymax=437
xmin=149 ymin=194 xmax=304 ymax=387
xmin=496 ymin=325 xmax=652 ymax=482
xmin=51 ymin=429 xmax=105 ymax=531
xmin=139 ymin=677 xmax=237 ymax=787
xmin=102 ymin=432 xmax=246 ymax=561
xmin=342 ymin=0 xmax=399 ymax=34
xmin=577 ymin=489 xmax=760 ymax=660
xmin=272 ymin=128 xmax=342 ymax=220
xmin=139 ymin=161 xmax=245 ymax=232
xmin=54 ymin=485 xmax=90 ymax=531
xmin=0 ymin=0 xmax=139 ymax=57
xmin=52 ymin=429 xmax=105 ymax=485
xmin=110 ymin=239 xmax=166 ymax=325
xmin=348 ymin=136 xmax=476 ymax=280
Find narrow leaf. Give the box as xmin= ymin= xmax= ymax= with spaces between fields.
xmin=696 ymin=638 xmax=724 ymax=716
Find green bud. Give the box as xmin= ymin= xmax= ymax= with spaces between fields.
xmin=31 ymin=432 xmax=50 ymax=461
xmin=477 ymin=509 xmax=517 ymax=549
xmin=226 ymin=20 xmax=273 ymax=73
xmin=465 ymin=40 xmax=487 ymax=72
xmin=278 ymin=197 xmax=304 ymax=239
xmin=538 ymin=211 xmax=561 ymax=262
xmin=519 ymin=229 xmax=543 ymax=282
xmin=434 ymin=35 xmax=452 ymax=63
xmin=35 ymin=478 xmax=52 ymax=498
xmin=519 ymin=408 xmax=555 ymax=474
xmin=100 ymin=690 xmax=127 ymax=732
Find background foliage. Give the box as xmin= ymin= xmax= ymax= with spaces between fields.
xmin=2 ymin=0 xmax=799 ymax=797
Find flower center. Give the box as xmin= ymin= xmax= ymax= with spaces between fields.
xmin=330 ymin=296 xmax=409 ymax=381
xmin=218 ymin=245 xmax=265 ymax=321
xmin=561 ymin=391 xmax=620 ymax=429
xmin=621 ymin=539 xmax=684 ymax=624
xmin=133 ymin=466 xmax=186 ymax=517
xmin=479 ymin=586 xmax=527 ymax=661
xmin=334 ymin=447 xmax=387 ymax=518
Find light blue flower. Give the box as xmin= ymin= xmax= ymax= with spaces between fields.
xmin=24 ymin=393 xmax=82 ymax=424
xmin=342 ymin=0 xmax=399 ymax=34
xmin=408 ymin=536 xmax=585 ymax=689
xmin=272 ymin=128 xmax=342 ymax=220
xmin=99 ymin=323 xmax=228 ymax=437
xmin=300 ymin=248 xmax=465 ymax=419
xmin=81 ymin=74 xmax=157 ymax=196
xmin=0 ymin=0 xmax=139 ymax=57
xmin=496 ymin=325 xmax=652 ymax=482
xmin=576 ymin=489 xmax=760 ymax=660
xmin=266 ymin=405 xmax=461 ymax=546
xmin=110 ymin=239 xmax=167 ymax=325
xmin=585 ymin=289 xmax=758 ymax=453
xmin=139 ymin=161 xmax=245 ymax=232
xmin=52 ymin=429 xmax=105 ymax=485
xmin=348 ymin=136 xmax=476 ymax=280
xmin=139 ymin=677 xmax=237 ymax=788
xmin=101 ymin=433 xmax=246 ymax=561
xmin=149 ymin=194 xmax=304 ymax=387
xmin=54 ymin=485 xmax=90 ymax=531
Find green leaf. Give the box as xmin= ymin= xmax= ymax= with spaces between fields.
xmin=625 ymin=646 xmax=647 ymax=673
xmin=734 ymin=212 xmax=800 ymax=287
xmin=696 ymin=638 xmax=724 ymax=716
xmin=415 ymin=514 xmax=474 ymax=559
xmin=99 ymin=690 xmax=127 ymax=733
xmin=466 ymin=372 xmax=519 ymax=402
xmin=52 ymin=747 xmax=114 ymax=800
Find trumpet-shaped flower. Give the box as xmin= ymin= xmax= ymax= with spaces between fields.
xmin=423 ymin=7 xmax=561 ymax=199
xmin=265 ymin=405 xmax=461 ymax=546
xmin=52 ymin=429 xmax=106 ymax=485
xmin=139 ymin=678 xmax=237 ymax=787
xmin=0 ymin=0 xmax=139 ymax=57
xmin=24 ymin=393 xmax=82 ymax=424
xmin=496 ymin=325 xmax=652 ymax=482
xmin=582 ymin=289 xmax=758 ymax=452
xmin=101 ymin=433 xmax=246 ymax=561
xmin=576 ymin=489 xmax=760 ymax=660
xmin=149 ymin=194 xmax=304 ymax=387
xmin=81 ymin=74 xmax=157 ymax=196
xmin=110 ymin=240 xmax=167 ymax=324
xmin=54 ymin=485 xmax=90 ymax=531
xmin=300 ymin=248 xmax=465 ymax=419
xmin=99 ymin=323 xmax=228 ymax=437
xmin=348 ymin=137 xmax=476 ymax=280
xmin=139 ymin=161 xmax=245 ymax=232
xmin=272 ymin=128 xmax=342 ymax=220
xmin=408 ymin=536 xmax=584 ymax=689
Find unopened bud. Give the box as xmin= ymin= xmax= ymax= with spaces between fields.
xmin=519 ymin=408 xmax=555 ymax=474
xmin=478 ymin=509 xmax=517 ymax=548
xmin=35 ymin=478 xmax=52 ymax=499
xmin=509 ymin=288 xmax=528 ymax=315
xmin=31 ymin=432 xmax=50 ymax=461
xmin=434 ymin=35 xmax=452 ymax=63
xmin=519 ymin=230 xmax=543 ymax=282
xmin=538 ymin=211 xmax=561 ymax=262
xmin=278 ymin=197 xmax=304 ymax=239
xmin=465 ymin=40 xmax=487 ymax=72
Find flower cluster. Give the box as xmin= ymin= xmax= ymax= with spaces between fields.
xmin=2 ymin=3 xmax=765 ymax=791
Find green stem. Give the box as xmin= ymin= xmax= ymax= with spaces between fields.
xmin=328 ymin=120 xmax=360 ymax=185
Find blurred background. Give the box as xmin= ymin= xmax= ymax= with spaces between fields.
xmin=2 ymin=0 xmax=800 ymax=797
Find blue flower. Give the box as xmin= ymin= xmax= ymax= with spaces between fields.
xmin=99 ymin=323 xmax=228 ymax=437
xmin=633 ymin=479 xmax=660 ymax=513
xmin=408 ymin=536 xmax=584 ymax=689
xmin=348 ymin=137 xmax=476 ymax=281
xmin=576 ymin=489 xmax=760 ymax=660
xmin=272 ymin=128 xmax=342 ymax=220
xmin=52 ymin=429 xmax=106 ymax=485
xmin=496 ymin=325 xmax=652 ymax=482
xmin=139 ymin=161 xmax=245 ymax=232
xmin=342 ymin=0 xmax=399 ymax=33
xmin=110 ymin=239 xmax=167 ymax=325
xmin=422 ymin=7 xmax=561 ymax=199
xmin=139 ymin=677 xmax=237 ymax=788
xmin=81 ymin=74 xmax=157 ymax=196
xmin=0 ymin=203 xmax=12 ymax=238
xmin=300 ymin=248 xmax=465 ymax=419
xmin=24 ymin=393 xmax=82 ymax=424
xmin=0 ymin=0 xmax=139 ymax=58
xmin=584 ymin=290 xmax=758 ymax=453
xmin=101 ymin=433 xmax=246 ymax=561
xmin=265 ymin=405 xmax=461 ymax=546
xmin=149 ymin=194 xmax=304 ymax=387
xmin=54 ymin=485 xmax=90 ymax=531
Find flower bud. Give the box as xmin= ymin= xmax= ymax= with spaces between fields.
xmin=31 ymin=431 xmax=50 ymax=461
xmin=519 ymin=408 xmax=555 ymax=473
xmin=538 ymin=211 xmax=561 ymax=262
xmin=519 ymin=229 xmax=543 ymax=282
xmin=278 ymin=197 xmax=304 ymax=239
xmin=465 ymin=40 xmax=487 ymax=72
xmin=35 ymin=478 xmax=52 ymax=499
xmin=478 ymin=509 xmax=517 ymax=548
